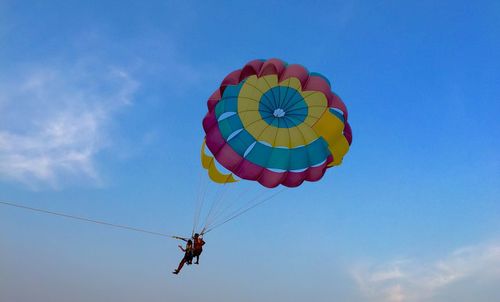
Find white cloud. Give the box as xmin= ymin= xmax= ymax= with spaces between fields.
xmin=352 ymin=243 xmax=500 ymax=302
xmin=0 ymin=62 xmax=138 ymax=188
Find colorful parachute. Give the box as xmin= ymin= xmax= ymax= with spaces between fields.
xmin=202 ymin=58 xmax=352 ymax=188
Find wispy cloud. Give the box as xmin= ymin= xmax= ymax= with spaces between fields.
xmin=0 ymin=62 xmax=138 ymax=188
xmin=352 ymin=242 xmax=500 ymax=302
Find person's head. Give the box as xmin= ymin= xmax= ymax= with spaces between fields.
xmin=194 ymin=233 xmax=199 ymax=238
xmin=187 ymin=239 xmax=193 ymax=245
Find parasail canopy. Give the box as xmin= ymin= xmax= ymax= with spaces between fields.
xmin=202 ymin=58 xmax=352 ymax=188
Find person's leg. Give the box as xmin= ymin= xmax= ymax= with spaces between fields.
xmin=173 ymin=258 xmax=187 ymax=274
xmin=193 ymin=250 xmax=200 ymax=264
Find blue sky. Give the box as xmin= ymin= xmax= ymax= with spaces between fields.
xmin=1 ymin=1 xmax=499 ymax=301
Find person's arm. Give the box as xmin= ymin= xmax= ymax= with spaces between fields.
xmin=178 ymin=245 xmax=186 ymax=252
xmin=173 ymin=236 xmax=188 ymax=242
